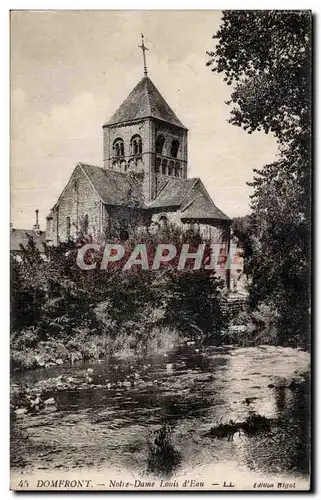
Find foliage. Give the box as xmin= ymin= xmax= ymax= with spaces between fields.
xmin=207 ymin=11 xmax=311 ymax=148
xmin=11 ymin=223 xmax=226 ymax=368
xmin=147 ymin=424 xmax=181 ymax=477
xmin=228 ymin=301 xmax=280 ymax=346
xmin=231 ymin=216 xmax=253 ymax=276
xmin=208 ymin=413 xmax=273 ymax=440
xmin=11 ymin=236 xmax=99 ymax=341
xmin=208 ymin=11 xmax=311 ymax=348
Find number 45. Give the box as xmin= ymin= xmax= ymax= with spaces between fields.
xmin=18 ymin=480 xmax=29 ymax=487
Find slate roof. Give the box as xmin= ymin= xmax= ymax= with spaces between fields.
xmin=181 ymin=194 xmax=230 ymax=221
xmin=79 ymin=163 xmax=147 ymax=208
xmin=55 ymin=164 xmax=229 ymax=222
xmin=10 ymin=229 xmax=47 ymax=252
xmin=105 ymin=76 xmax=186 ymax=129
xmin=148 ymin=178 xmax=197 ymax=208
xmin=149 ymin=177 xmax=230 ymax=221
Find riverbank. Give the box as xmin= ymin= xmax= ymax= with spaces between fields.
xmin=11 ymin=326 xmax=184 ymax=371
xmin=11 ymin=345 xmax=310 ymax=486
xmin=11 ymin=345 xmax=309 ymax=418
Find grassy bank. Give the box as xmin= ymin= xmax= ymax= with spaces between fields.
xmin=11 ymin=326 xmax=184 ymax=371
xmin=11 ymin=226 xmax=226 ymax=372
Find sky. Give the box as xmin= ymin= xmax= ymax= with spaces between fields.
xmin=11 ymin=10 xmax=279 ymax=230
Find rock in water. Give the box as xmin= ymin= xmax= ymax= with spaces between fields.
xmin=44 ymin=397 xmax=55 ymax=406
xmin=15 ymin=408 xmax=28 ymax=416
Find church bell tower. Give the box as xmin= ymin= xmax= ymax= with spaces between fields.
xmin=102 ymin=35 xmax=188 ymax=203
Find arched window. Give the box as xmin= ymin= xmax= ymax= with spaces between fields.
xmin=161 ymin=159 xmax=167 ymax=175
xmin=168 ymin=160 xmax=174 ymax=176
xmin=174 ymin=162 xmax=180 ymax=177
xmin=159 ymin=215 xmax=168 ymax=228
xmin=113 ymin=138 xmax=124 ymax=158
xmin=84 ymin=214 xmax=89 ymax=235
xmin=170 ymin=139 xmax=180 ymax=158
xmin=155 ymin=135 xmax=165 ymax=155
xmin=130 ymin=135 xmax=142 ymax=155
xmin=128 ymin=158 xmax=134 ymax=171
xmin=66 ymin=217 xmax=71 ymax=239
xmin=155 ymin=157 xmax=161 ymax=174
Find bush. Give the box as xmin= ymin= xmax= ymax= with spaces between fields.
xmin=147 ymin=424 xmax=181 ymax=477
xmin=11 ymin=349 xmax=38 ymax=370
xmin=11 ymin=327 xmax=40 ymax=349
xmin=136 ymin=326 xmax=182 ymax=357
xmin=11 ymin=223 xmax=226 ymax=369
xmin=227 ymin=301 xmax=280 ymax=346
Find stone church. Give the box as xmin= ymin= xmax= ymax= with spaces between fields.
xmin=46 ymin=69 xmax=231 ymax=245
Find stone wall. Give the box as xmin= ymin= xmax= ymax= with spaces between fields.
xmin=104 ymin=205 xmax=151 ymax=237
xmin=220 ymin=294 xmax=247 ymax=317
xmin=103 ymin=118 xmax=188 ymax=203
xmin=103 ymin=119 xmax=152 ymax=201
xmin=150 ymin=121 xmax=188 ymax=199
xmin=153 ymin=121 xmax=187 ymax=168
xmin=150 ymin=208 xmax=182 ymax=227
xmin=151 ymin=209 xmax=228 ymax=244
xmin=47 ymin=165 xmax=101 ymax=244
xmin=103 ymin=119 xmax=150 ymax=164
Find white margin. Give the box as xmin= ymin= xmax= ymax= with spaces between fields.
xmin=3 ymin=2 xmax=318 ymax=499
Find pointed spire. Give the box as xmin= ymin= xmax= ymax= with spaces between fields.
xmin=138 ymin=33 xmax=149 ymax=77
xmin=33 ymin=208 xmax=40 ymax=233
xmin=104 ymin=76 xmax=186 ymax=129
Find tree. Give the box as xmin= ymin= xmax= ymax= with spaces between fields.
xmin=207 ymin=11 xmax=311 ymax=347
xmin=231 ymin=216 xmax=253 ymax=277
xmin=207 ymin=11 xmax=311 ymax=148
xmin=11 ymin=223 xmax=227 ymax=358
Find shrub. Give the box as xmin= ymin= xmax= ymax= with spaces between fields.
xmin=227 ymin=301 xmax=280 ymax=346
xmin=11 ymin=222 xmax=226 ymax=368
xmin=147 ymin=424 xmax=181 ymax=477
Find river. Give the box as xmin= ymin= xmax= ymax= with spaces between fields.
xmin=11 ymin=344 xmax=310 ymax=490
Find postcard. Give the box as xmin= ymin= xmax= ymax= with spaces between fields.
xmin=10 ymin=10 xmax=311 ymax=491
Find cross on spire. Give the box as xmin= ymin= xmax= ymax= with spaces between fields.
xmin=138 ymin=33 xmax=149 ymax=77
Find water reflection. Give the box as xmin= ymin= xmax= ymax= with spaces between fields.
xmin=12 ymin=346 xmax=310 ymax=480
xmin=242 ymin=378 xmax=310 ymax=476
